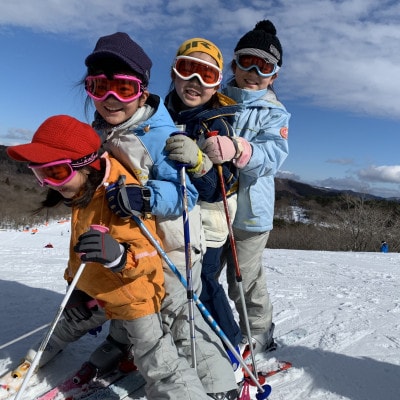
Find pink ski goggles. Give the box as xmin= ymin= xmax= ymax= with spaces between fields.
xmin=85 ymin=74 xmax=143 ymax=103
xmin=28 ymin=153 xmax=98 ymax=187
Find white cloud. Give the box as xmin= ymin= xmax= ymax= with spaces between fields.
xmin=0 ymin=0 xmax=398 ymax=119
xmin=358 ymin=165 xmax=400 ymax=184
xmin=276 ymin=170 xmax=301 ymax=181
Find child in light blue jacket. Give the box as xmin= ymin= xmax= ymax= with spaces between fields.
xmin=202 ymin=20 xmax=290 ymax=359
xmin=86 ymin=32 xmax=238 ymax=399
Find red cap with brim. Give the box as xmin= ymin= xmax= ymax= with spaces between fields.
xmin=7 ymin=115 xmax=101 ymax=170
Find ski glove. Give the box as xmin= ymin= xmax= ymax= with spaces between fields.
xmin=165 ymin=134 xmax=213 ymax=177
xmin=64 ymin=289 xmax=98 ymax=322
xmin=202 ymin=135 xmax=237 ymax=164
xmin=165 ymin=134 xmax=200 ymax=167
xmin=106 ymin=182 xmax=152 ymax=219
xmin=202 ymin=136 xmax=252 ymax=168
xmin=74 ymin=228 xmax=128 ymax=272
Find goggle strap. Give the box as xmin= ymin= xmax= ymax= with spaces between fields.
xmin=71 ymin=152 xmax=98 ymax=168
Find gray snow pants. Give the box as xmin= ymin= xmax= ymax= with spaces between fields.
xmin=222 ymin=228 xmax=273 ymax=335
xmin=27 ymin=253 xmax=237 ymax=396
xmin=28 ymin=312 xmax=209 ymax=399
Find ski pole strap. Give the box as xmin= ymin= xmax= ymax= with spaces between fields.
xmin=140 ymin=186 xmax=152 ymax=219
xmin=116 ymin=175 xmax=152 ymax=219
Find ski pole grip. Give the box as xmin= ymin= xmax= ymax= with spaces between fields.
xmin=206 ymin=130 xmax=219 ymax=138
xmin=169 ymin=131 xmax=192 ymax=169
xmin=90 ymin=224 xmax=109 ymax=233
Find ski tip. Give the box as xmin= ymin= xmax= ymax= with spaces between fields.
xmin=256 ymin=384 xmax=272 ymax=399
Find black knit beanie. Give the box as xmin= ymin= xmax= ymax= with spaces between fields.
xmin=234 ymin=20 xmax=283 ymax=67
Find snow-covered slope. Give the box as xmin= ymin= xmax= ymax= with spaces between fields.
xmin=0 ymin=221 xmax=399 ymax=399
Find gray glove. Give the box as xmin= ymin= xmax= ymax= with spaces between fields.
xmin=165 ymin=134 xmax=212 ymax=177
xmin=64 ymin=289 xmax=98 ymax=322
xmin=74 ymin=228 xmax=128 ymax=272
xmin=165 ymin=134 xmax=200 ymax=167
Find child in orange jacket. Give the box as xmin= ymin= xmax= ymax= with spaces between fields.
xmin=7 ymin=114 xmax=209 ymax=399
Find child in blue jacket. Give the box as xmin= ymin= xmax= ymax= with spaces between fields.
xmin=203 ymin=20 xmax=290 ymax=358
xmin=84 ymin=32 xmax=238 ymax=399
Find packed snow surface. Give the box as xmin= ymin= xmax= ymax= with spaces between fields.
xmin=0 ymin=221 xmax=399 ymax=399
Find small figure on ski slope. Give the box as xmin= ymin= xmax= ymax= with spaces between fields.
xmin=380 ymin=240 xmax=389 ymax=253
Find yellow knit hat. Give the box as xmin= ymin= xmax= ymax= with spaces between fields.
xmin=176 ymin=38 xmax=223 ymax=70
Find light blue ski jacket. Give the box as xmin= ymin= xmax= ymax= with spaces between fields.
xmin=92 ymin=94 xmax=205 ymax=254
xmin=222 ymin=84 xmax=290 ymax=232
xmin=92 ymin=94 xmax=198 ymax=217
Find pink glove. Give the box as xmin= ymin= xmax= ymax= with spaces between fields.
xmin=202 ymin=136 xmax=236 ymax=164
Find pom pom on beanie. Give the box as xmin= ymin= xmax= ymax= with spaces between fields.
xmin=234 ymin=20 xmax=283 ymax=67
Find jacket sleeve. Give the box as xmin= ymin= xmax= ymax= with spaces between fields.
xmin=146 ymin=156 xmax=199 ymax=217
xmin=241 ymin=108 xmax=289 ymax=178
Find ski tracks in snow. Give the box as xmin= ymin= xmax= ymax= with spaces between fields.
xmin=263 ymin=249 xmax=400 ymax=399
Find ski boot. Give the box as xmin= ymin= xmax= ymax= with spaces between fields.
xmin=251 ymin=323 xmax=277 ymax=356
xmin=118 ymin=345 xmax=137 ymax=373
xmin=207 ymin=388 xmax=239 ymax=399
xmin=87 ymin=339 xmax=126 ymax=376
xmin=72 ymin=362 xmax=98 ymax=384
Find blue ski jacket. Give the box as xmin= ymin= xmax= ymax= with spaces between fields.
xmin=92 ymin=94 xmax=198 ymax=217
xmin=222 ymin=84 xmax=290 ymax=232
xmin=92 ymin=94 xmax=205 ymax=254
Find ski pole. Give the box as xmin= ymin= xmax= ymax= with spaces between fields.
xmin=127 ymin=210 xmax=267 ymax=394
xmin=179 ymin=165 xmax=197 ymax=369
xmin=15 ymin=224 xmax=107 ymax=400
xmin=15 ymin=262 xmax=87 ymax=400
xmin=171 ymin=131 xmax=197 ymax=369
xmin=156 ymin=128 xmax=199 ymax=369
xmin=206 ymin=131 xmax=259 ymax=379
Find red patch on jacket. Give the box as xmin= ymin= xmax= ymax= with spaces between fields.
xmin=280 ymin=127 xmax=288 ymax=139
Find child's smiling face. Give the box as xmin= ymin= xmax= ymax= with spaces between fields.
xmin=173 ymin=51 xmax=219 ymax=108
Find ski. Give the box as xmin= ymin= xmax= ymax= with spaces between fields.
xmin=80 ymin=370 xmax=145 ymax=400
xmin=35 ymin=362 xmax=134 ymax=400
xmin=238 ymin=360 xmax=292 ymax=400
xmin=0 ymin=360 xmax=38 ymax=400
xmin=259 ymin=360 xmax=293 ymax=378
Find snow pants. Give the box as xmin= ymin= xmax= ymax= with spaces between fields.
xmin=221 ymin=228 xmax=273 ymax=336
xmin=27 ymin=250 xmax=237 ymax=396
xmin=160 ymin=249 xmax=238 ymax=395
xmin=28 ymin=312 xmax=208 ymax=399
xmin=199 ymin=246 xmax=241 ymax=347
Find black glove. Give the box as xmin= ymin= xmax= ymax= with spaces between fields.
xmin=64 ymin=289 xmax=98 ymax=322
xmin=106 ymin=182 xmax=152 ymax=219
xmin=73 ymin=228 xmax=128 ymax=272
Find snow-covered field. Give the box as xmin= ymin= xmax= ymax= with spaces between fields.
xmin=0 ymin=221 xmax=399 ymax=399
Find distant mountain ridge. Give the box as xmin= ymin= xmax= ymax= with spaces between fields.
xmin=0 ymin=144 xmax=69 ymax=227
xmin=0 ymin=143 xmax=395 ymax=227
xmin=274 ymin=177 xmax=387 ymax=201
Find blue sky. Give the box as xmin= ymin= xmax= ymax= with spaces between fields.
xmin=1 ymin=0 xmax=400 ymax=198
